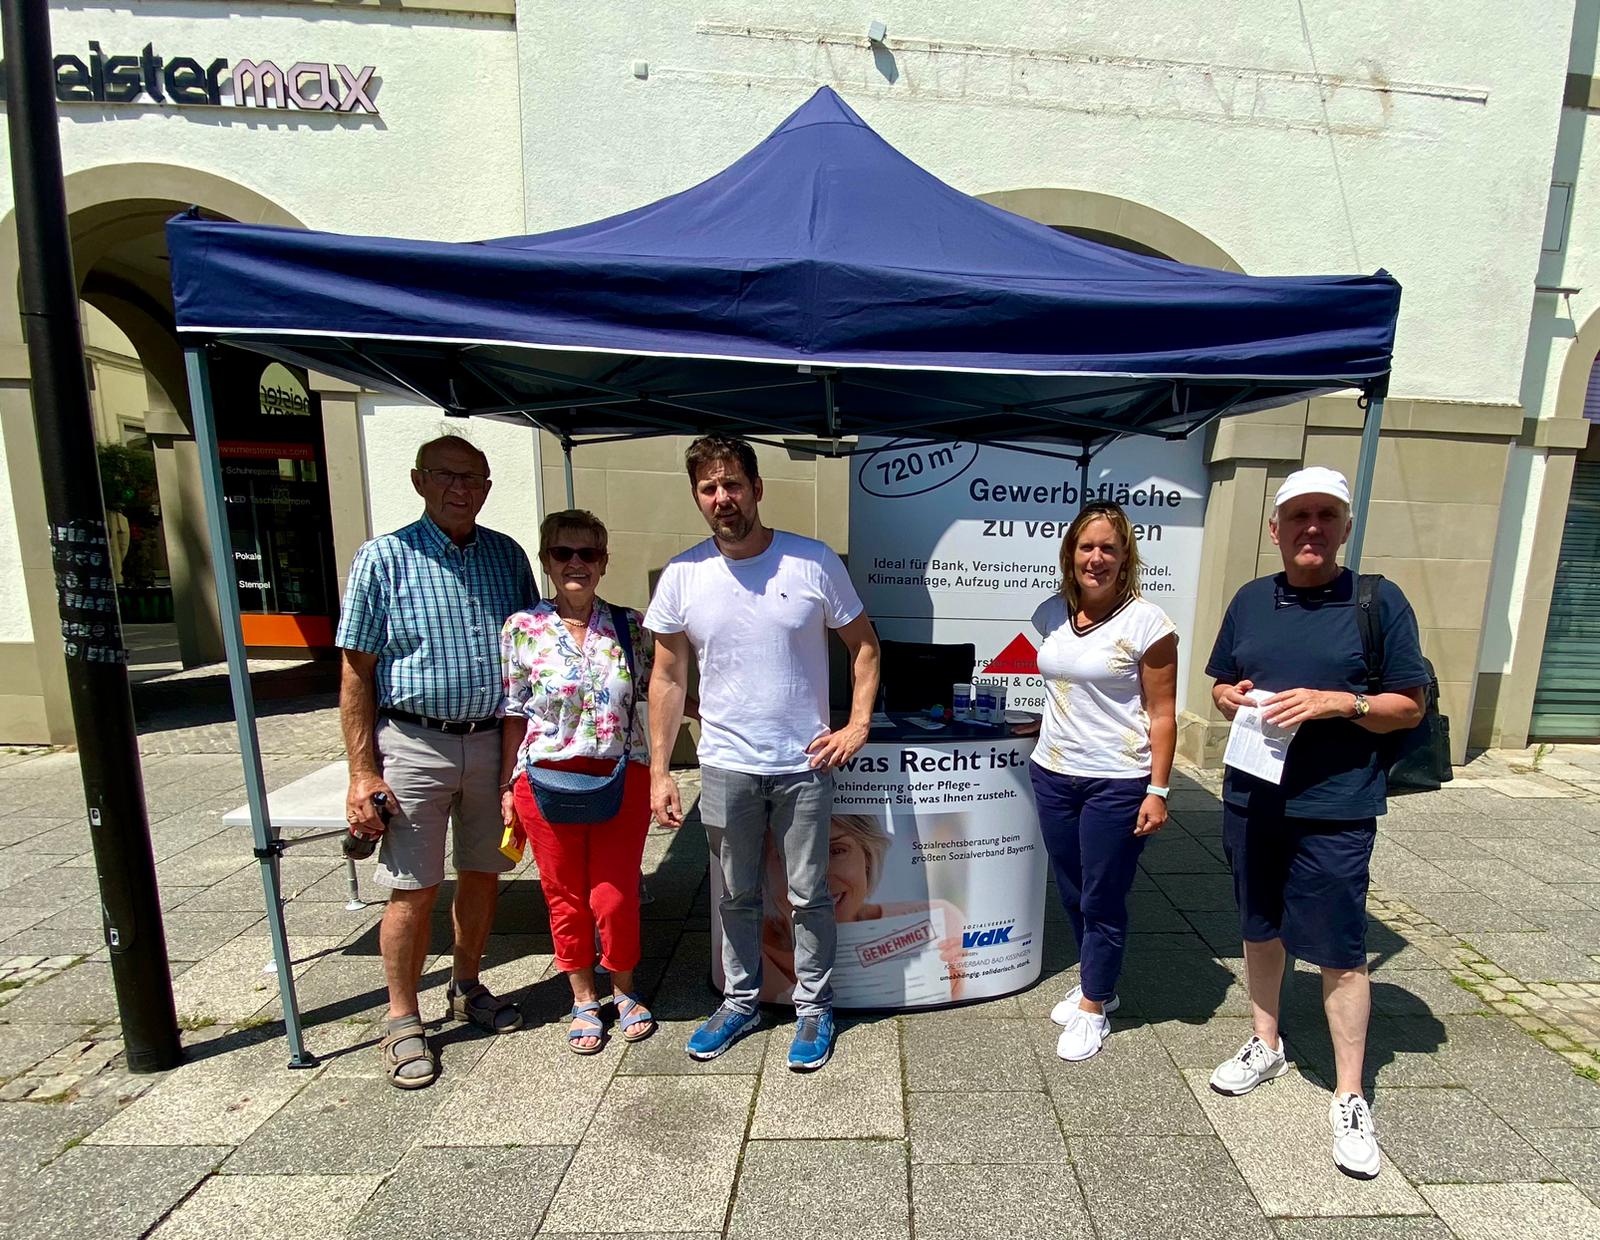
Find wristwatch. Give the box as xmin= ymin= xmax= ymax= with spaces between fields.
xmin=1351 ymin=693 xmax=1371 ymax=719
xmin=1145 ymin=784 xmax=1169 ymax=799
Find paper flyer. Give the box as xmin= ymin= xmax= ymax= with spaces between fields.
xmin=1223 ymin=688 xmax=1300 ymax=784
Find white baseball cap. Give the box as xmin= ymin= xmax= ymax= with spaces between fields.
xmin=1274 ymin=466 xmax=1350 ymax=512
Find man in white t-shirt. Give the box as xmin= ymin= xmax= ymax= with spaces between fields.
xmin=646 ymin=435 xmax=881 ymax=1071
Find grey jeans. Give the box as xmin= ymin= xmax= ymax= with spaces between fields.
xmin=699 ymin=765 xmax=835 ymax=1017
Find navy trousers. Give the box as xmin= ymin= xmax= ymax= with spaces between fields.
xmin=1028 ymin=766 xmax=1148 ymax=1002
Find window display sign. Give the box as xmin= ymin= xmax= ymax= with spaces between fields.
xmin=214 ymin=355 xmax=337 ymax=648
xmin=259 ymin=364 xmax=311 ymax=417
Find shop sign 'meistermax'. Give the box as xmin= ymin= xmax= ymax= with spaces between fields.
xmin=15 ymin=42 xmax=379 ymax=113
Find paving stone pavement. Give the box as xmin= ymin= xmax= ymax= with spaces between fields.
xmin=1 ymin=710 xmax=1599 ymax=1236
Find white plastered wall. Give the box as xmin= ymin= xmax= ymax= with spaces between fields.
xmin=6 ymin=3 xmax=527 ymax=241
xmin=518 ymin=0 xmax=1571 ymax=404
xmin=0 ymin=424 xmax=29 ymax=643
xmin=358 ymin=397 xmax=543 ymax=562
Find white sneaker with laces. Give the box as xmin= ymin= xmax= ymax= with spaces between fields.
xmin=1051 ymin=984 xmax=1121 ymax=1026
xmin=1329 ymin=1092 xmax=1381 ymax=1179
xmin=1208 ymin=1034 xmax=1288 ymax=1095
xmin=1055 ymin=1006 xmax=1111 ymax=1061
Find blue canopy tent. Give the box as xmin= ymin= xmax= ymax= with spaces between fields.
xmin=169 ymin=86 xmax=1400 ymax=1063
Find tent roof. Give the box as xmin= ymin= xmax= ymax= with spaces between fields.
xmin=167 ymin=87 xmax=1399 ymax=451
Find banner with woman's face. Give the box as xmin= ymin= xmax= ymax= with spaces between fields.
xmin=711 ymin=735 xmax=1046 ymax=1009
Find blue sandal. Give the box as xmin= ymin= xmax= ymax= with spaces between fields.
xmin=614 ymin=992 xmax=657 ymax=1043
xmin=567 ymin=1001 xmax=605 ymax=1054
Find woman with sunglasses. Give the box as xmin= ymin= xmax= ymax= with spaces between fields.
xmin=500 ymin=509 xmax=657 ymax=1052
xmin=1030 ymin=501 xmax=1179 ymax=1062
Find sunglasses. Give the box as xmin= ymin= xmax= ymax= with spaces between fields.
xmin=546 ymin=545 xmax=604 ymax=564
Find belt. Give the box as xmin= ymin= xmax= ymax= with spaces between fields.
xmin=379 ymin=708 xmax=499 ymax=735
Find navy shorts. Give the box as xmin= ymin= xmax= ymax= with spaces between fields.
xmin=1221 ymin=804 xmax=1376 ymax=970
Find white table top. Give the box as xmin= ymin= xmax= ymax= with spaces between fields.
xmin=221 ymin=761 xmax=349 ymax=831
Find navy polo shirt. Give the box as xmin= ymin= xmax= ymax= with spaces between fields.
xmin=1206 ymin=569 xmax=1428 ymax=819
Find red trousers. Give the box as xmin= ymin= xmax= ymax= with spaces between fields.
xmin=513 ymin=759 xmax=651 ymax=973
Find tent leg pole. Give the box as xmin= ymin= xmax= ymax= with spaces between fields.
xmin=562 ymin=434 xmax=575 ymax=507
xmin=185 ymin=345 xmax=315 ymax=1069
xmin=1346 ymin=385 xmax=1386 ymax=574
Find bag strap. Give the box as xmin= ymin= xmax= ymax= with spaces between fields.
xmin=608 ymin=603 xmax=639 ymax=759
xmin=1355 ymin=573 xmax=1385 ymax=695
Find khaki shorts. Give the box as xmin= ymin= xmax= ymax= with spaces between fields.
xmin=373 ymin=718 xmax=514 ymax=891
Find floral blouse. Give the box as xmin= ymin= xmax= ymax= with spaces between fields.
xmin=500 ymin=599 xmax=653 ymax=772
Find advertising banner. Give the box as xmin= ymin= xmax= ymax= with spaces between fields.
xmin=710 ymin=735 xmax=1044 ymax=1009
xmin=848 ymin=437 xmax=1207 ymax=713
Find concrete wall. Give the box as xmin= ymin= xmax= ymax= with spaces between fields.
xmin=0 ymin=397 xmax=30 ymax=645
xmin=83 ymin=306 xmax=146 ymax=446
xmin=355 ymin=398 xmax=544 ymax=579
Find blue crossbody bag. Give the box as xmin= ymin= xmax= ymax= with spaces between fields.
xmin=524 ymin=604 xmax=639 ymax=823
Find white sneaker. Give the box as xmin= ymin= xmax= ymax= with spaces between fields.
xmin=1208 ymin=1034 xmax=1289 ymax=1095
xmin=1051 ymin=984 xmax=1121 ymax=1026
xmin=1329 ymin=1092 xmax=1381 ymax=1179
xmin=1055 ymin=1007 xmax=1111 ymax=1061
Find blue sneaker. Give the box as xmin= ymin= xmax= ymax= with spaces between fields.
xmin=686 ymin=1004 xmax=761 ymax=1061
xmin=787 ymin=1010 xmax=835 ymax=1072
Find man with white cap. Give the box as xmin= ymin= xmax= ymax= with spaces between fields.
xmin=1204 ymin=465 xmax=1426 ymax=1180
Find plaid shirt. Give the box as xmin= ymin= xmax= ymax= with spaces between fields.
xmin=335 ymin=515 xmax=537 ymax=720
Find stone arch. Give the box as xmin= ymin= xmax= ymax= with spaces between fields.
xmin=1554 ymin=301 xmax=1600 ymax=425
xmin=0 ymin=163 xmax=304 ymax=358
xmin=976 ymin=187 xmax=1245 ymax=272
xmin=0 ymin=166 xmax=307 ymax=710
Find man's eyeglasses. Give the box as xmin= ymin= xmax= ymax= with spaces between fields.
xmin=418 ymin=468 xmax=488 ymax=491
xmin=547 ymin=545 xmax=604 ymax=564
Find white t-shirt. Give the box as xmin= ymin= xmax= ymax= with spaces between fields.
xmin=1031 ymin=594 xmax=1178 ymax=778
xmin=644 ymin=530 xmax=864 ymax=774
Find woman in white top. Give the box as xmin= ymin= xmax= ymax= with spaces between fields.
xmin=1030 ymin=501 xmax=1178 ymax=1062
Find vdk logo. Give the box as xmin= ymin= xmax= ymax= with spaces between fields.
xmin=962 ymin=924 xmax=1014 ymax=949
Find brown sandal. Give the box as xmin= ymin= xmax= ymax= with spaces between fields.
xmin=380 ymin=1017 xmax=436 ymax=1090
xmin=446 ymin=980 xmax=525 ymax=1033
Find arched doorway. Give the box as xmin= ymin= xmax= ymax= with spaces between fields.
xmin=0 ymin=167 xmax=308 ymax=741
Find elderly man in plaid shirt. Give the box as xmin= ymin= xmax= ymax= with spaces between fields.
xmin=337 ymin=434 xmax=538 ymax=1089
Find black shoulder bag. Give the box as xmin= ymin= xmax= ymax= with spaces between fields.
xmin=1354 ymin=574 xmax=1453 ymax=794
xmin=524 ymin=604 xmax=639 ymax=823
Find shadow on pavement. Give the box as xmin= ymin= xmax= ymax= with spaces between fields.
xmin=131 ymin=659 xmax=339 ymax=732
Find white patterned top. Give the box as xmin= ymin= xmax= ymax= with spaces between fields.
xmin=500 ymin=599 xmax=652 ymax=770
xmin=1030 ymin=594 xmax=1177 ymax=778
